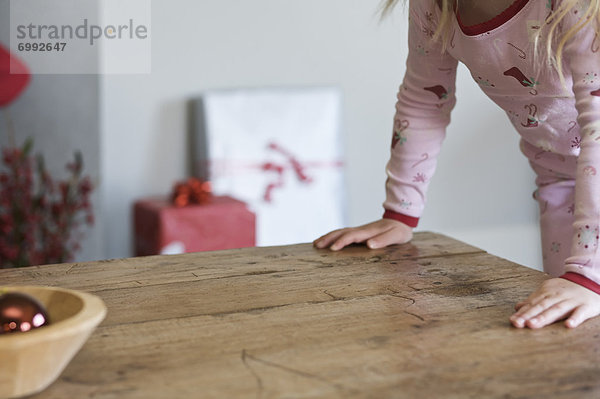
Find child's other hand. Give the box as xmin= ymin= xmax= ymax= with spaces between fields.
xmin=510 ymin=278 xmax=600 ymax=329
xmin=313 ymin=219 xmax=413 ymax=251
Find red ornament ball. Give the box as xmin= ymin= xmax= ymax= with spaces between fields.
xmin=0 ymin=292 xmax=50 ymax=334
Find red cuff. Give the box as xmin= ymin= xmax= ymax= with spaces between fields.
xmin=560 ymin=272 xmax=600 ymax=295
xmin=383 ymin=210 xmax=419 ymax=228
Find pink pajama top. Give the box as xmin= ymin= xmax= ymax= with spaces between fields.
xmin=383 ymin=0 xmax=600 ymax=290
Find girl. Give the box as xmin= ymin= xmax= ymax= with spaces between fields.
xmin=314 ymin=0 xmax=600 ymax=329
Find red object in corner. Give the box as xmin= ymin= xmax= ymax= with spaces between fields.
xmin=0 ymin=43 xmax=30 ymax=107
xmin=133 ymin=195 xmax=256 ymax=256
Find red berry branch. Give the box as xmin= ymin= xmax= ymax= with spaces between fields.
xmin=0 ymin=43 xmax=94 ymax=267
xmin=0 ymin=139 xmax=94 ymax=267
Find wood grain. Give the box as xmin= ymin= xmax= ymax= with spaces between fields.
xmin=2 ymin=232 xmax=599 ymax=398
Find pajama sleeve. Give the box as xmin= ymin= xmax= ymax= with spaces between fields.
xmin=562 ymin=11 xmax=600 ymax=289
xmin=382 ymin=0 xmax=458 ymax=227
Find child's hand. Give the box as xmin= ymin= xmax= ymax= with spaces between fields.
xmin=313 ymin=219 xmax=413 ymax=251
xmin=510 ymin=278 xmax=600 ymax=329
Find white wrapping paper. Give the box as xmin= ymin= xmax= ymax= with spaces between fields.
xmin=191 ymin=87 xmax=346 ymax=246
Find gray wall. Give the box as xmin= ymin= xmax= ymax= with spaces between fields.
xmin=0 ymin=0 xmax=103 ymax=263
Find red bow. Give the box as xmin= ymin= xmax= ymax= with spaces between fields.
xmin=172 ymin=178 xmax=212 ymax=207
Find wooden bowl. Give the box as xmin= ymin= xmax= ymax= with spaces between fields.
xmin=0 ymin=286 xmax=106 ymax=399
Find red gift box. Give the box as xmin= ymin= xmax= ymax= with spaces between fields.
xmin=134 ymin=195 xmax=256 ymax=256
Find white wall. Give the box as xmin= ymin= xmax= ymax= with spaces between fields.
xmin=101 ymin=0 xmax=541 ymax=269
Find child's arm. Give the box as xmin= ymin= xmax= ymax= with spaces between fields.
xmin=560 ymin=9 xmax=600 ymax=296
xmin=512 ymin=8 xmax=600 ymax=329
xmin=315 ymin=0 xmax=458 ymax=251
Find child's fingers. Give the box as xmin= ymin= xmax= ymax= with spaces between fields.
xmin=519 ymin=294 xmax=553 ymax=312
xmin=313 ymin=229 xmax=349 ymax=249
xmin=510 ymin=296 xmax=563 ymax=328
xmin=511 ymin=281 xmax=559 ymax=316
xmin=510 ymin=306 xmax=529 ymax=328
xmin=565 ymin=305 xmax=595 ymax=328
xmin=514 ymin=300 xmax=527 ymax=310
xmin=514 ymin=300 xmax=536 ymax=311
xmin=329 ymin=226 xmax=393 ymax=251
xmin=525 ymin=299 xmax=576 ymax=329
xmin=512 ymin=297 xmax=559 ymax=320
xmin=329 ymin=232 xmax=365 ymax=251
xmin=511 ymin=296 xmax=546 ymax=317
xmin=366 ymin=227 xmax=411 ymax=249
xmin=315 ymin=226 xmax=376 ymax=249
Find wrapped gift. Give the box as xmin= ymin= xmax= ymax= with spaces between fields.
xmin=134 ymin=196 xmax=255 ymax=256
xmin=190 ymin=87 xmax=346 ymax=246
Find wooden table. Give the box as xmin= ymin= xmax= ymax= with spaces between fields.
xmin=2 ymin=232 xmax=599 ymax=398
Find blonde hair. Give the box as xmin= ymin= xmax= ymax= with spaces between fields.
xmin=380 ymin=0 xmax=454 ymax=44
xmin=380 ymin=0 xmax=600 ymax=81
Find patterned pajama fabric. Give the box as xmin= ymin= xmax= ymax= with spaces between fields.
xmin=385 ymin=0 xmax=600 ymax=283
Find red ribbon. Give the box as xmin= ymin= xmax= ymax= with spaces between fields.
xmin=201 ymin=141 xmax=344 ymax=203
xmin=261 ymin=142 xmax=315 ymax=202
xmin=171 ymin=178 xmax=212 ymax=207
